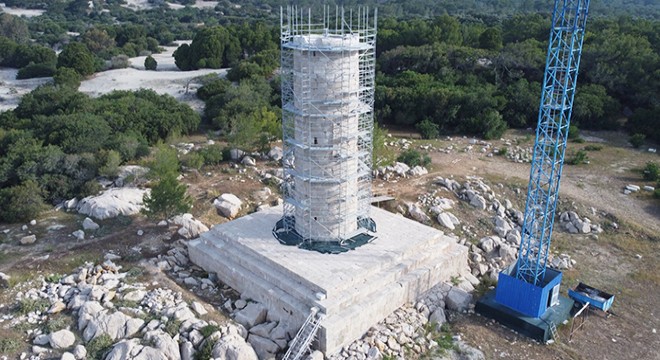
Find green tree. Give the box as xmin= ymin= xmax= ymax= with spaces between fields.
xmin=57 ymin=42 xmax=96 ymax=76
xmin=173 ymin=43 xmax=192 ymax=71
xmin=479 ymin=27 xmax=503 ymax=51
xmin=98 ymin=150 xmax=122 ymax=178
xmin=416 ymin=118 xmax=440 ymax=139
xmin=144 ymin=55 xmax=157 ymax=70
xmin=142 ymin=174 xmax=192 ymax=220
xmin=643 ymin=162 xmax=659 ymax=182
xmin=629 ymin=133 xmax=646 ymax=148
xmin=147 ymin=144 xmax=179 ymax=179
xmin=53 ymin=67 xmax=82 ymax=89
xmin=16 ymin=62 xmax=56 ymax=79
xmin=0 ymin=14 xmax=29 ymax=43
xmin=0 ymin=180 xmax=47 ymax=223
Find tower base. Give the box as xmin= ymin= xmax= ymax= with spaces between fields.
xmin=476 ymin=290 xmax=574 ymax=342
xmin=188 ymin=205 xmax=468 ymax=354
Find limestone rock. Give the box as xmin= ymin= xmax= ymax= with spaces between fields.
xmin=72 ymin=230 xmax=85 ymax=240
xmin=49 ymin=329 xmax=76 ymax=349
xmin=437 ymin=212 xmax=456 ymax=230
xmin=82 ymin=217 xmax=100 ymax=231
xmin=469 ymin=195 xmax=487 ymax=210
xmin=33 ymin=334 xmax=50 ymax=346
xmin=180 ymin=341 xmax=194 ymax=360
xmin=191 ymin=301 xmax=207 ymax=316
xmin=73 ymin=345 xmax=87 ymax=360
xmin=429 ymin=308 xmax=446 ymax=328
xmin=249 ymin=322 xmax=277 ymax=338
xmin=115 ymin=165 xmax=149 ymax=187
xmin=230 ymin=149 xmax=245 ymax=161
xmin=61 ymin=353 xmax=76 ymax=360
xmin=247 ymin=334 xmax=279 ymax=359
xmin=123 ymin=290 xmax=146 ymax=302
xmin=77 ymin=188 xmax=149 ymax=220
xmin=454 ymin=340 xmax=485 ymax=360
xmin=20 ymin=234 xmax=37 ymax=245
xmin=234 ymin=303 xmax=267 ymax=329
xmin=268 ymin=147 xmax=283 ymax=161
xmin=242 ymin=156 xmax=257 ymax=167
xmin=212 ymin=334 xmax=259 ymax=360
xmin=446 ymin=287 xmax=472 ymax=312
xmin=408 ymin=204 xmax=431 ymax=223
xmin=408 ymin=166 xmax=428 ymax=176
xmin=143 ymin=330 xmax=180 ymax=360
xmin=214 ymin=193 xmax=243 ymax=219
xmin=171 ymin=213 xmax=209 ymax=239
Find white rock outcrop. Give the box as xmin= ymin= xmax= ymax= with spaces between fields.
xmin=214 ymin=193 xmax=243 ymax=219
xmin=77 ymin=188 xmax=149 ymax=220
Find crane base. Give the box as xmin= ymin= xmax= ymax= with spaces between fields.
xmin=476 ymin=290 xmax=574 ymax=343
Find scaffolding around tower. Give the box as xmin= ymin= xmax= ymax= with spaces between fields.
xmin=274 ymin=6 xmax=378 ymax=252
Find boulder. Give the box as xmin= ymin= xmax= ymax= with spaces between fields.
xmin=61 ymin=353 xmax=76 ymax=360
xmin=469 ymin=194 xmax=487 ymax=210
xmin=247 ymin=334 xmax=279 ymax=359
xmin=73 ymin=345 xmax=87 ymax=360
xmin=212 ymin=334 xmax=259 ymax=360
xmin=230 ymin=149 xmax=245 ymax=161
xmin=180 ymin=341 xmax=194 ymax=360
xmin=408 ymin=204 xmax=430 ymax=223
xmin=82 ymin=217 xmax=100 ymax=231
xmin=214 ymin=193 xmax=243 ymax=219
xmin=143 ymin=330 xmax=180 ymax=360
xmin=249 ymin=322 xmax=277 ymax=338
xmin=429 ymin=308 xmax=446 ymax=328
xmin=498 ymin=245 xmax=517 ymax=263
xmin=234 ymin=303 xmax=267 ymax=329
xmin=408 ymin=166 xmax=428 ymax=176
xmin=268 ymin=147 xmax=283 ymax=161
xmin=77 ymin=188 xmax=149 ymax=220
xmin=389 ymin=162 xmax=410 ymax=176
xmin=454 ymin=340 xmax=485 ymax=360
xmin=478 ymin=237 xmax=496 ymax=253
xmin=20 ymin=234 xmax=37 ymax=245
xmin=171 ymin=214 xmax=209 ymax=239
xmin=191 ymin=301 xmax=207 ymax=316
xmin=505 ymin=229 xmax=521 ymax=246
xmin=241 ymin=156 xmax=257 ymax=167
xmin=72 ymin=230 xmax=85 ymax=240
xmin=49 ymin=329 xmax=76 ymax=349
xmin=81 ymin=309 xmax=144 ymax=342
xmin=437 ymin=212 xmax=455 ymax=230
xmin=446 ymin=287 xmax=472 ymax=312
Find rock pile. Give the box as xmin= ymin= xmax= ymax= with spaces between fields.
xmin=559 ymin=211 xmax=603 ymax=234
xmin=374 ymin=162 xmax=429 ymax=181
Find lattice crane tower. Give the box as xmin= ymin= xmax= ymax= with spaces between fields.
xmin=274 ymin=6 xmax=377 ymax=252
xmin=492 ymin=0 xmax=591 ymax=320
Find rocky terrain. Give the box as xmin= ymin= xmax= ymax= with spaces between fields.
xmin=1 ymin=131 xmax=658 ymax=360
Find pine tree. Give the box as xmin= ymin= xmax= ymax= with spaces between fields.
xmin=142 ymin=174 xmax=192 ymax=219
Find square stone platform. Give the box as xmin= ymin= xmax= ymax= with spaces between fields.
xmin=189 ymin=206 xmax=468 ymax=354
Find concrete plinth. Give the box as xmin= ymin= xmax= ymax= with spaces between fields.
xmin=189 ymin=206 xmax=468 ymax=355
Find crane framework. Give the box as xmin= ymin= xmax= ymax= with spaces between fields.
xmin=516 ymin=0 xmax=590 ymax=286
xmin=484 ymin=0 xmax=591 ymax=324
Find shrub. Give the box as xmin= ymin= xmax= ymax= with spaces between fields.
xmin=198 ymin=144 xmax=224 ymax=165
xmin=498 ymin=147 xmax=508 ymax=156
xmin=416 ymin=118 xmax=440 ymax=139
xmin=53 ymin=67 xmax=82 ymax=89
xmin=98 ymin=150 xmax=122 ymax=178
xmin=568 ymin=125 xmax=580 ymax=140
xmin=87 ymin=334 xmax=113 ymax=360
xmin=181 ymin=152 xmax=204 ymax=170
xmin=583 ymin=144 xmax=603 ymax=151
xmin=654 ymin=188 xmax=660 ymax=199
xmin=57 ymin=42 xmax=95 ymax=76
xmin=144 ymin=55 xmax=157 ymax=71
xmin=643 ymin=162 xmax=659 ymax=182
xmin=397 ymin=149 xmax=431 ymax=167
xmin=0 ymin=180 xmax=47 ymax=223
xmin=16 ymin=62 xmax=56 ymax=79
xmin=142 ymin=174 xmax=193 ymax=219
xmin=566 ymin=150 xmax=588 ymax=165
xmin=629 ymin=133 xmax=645 ymax=148
xmin=110 ymin=55 xmax=130 ymax=69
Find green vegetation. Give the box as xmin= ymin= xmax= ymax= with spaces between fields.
xmin=144 ymin=55 xmax=157 ymax=71
xmin=0 ymin=337 xmax=20 ymax=354
xmin=583 ymin=144 xmax=603 ymax=151
xmin=630 ymin=134 xmax=646 ymax=149
xmin=643 ymin=162 xmax=659 ymax=182
xmin=566 ymin=150 xmax=589 ymax=165
xmin=15 ymin=297 xmax=50 ymax=315
xmin=397 ymin=149 xmax=432 ymax=168
xmin=164 ymin=319 xmax=182 ymax=337
xmin=87 ymin=334 xmax=113 ymax=360
xmin=143 ymin=174 xmax=193 ymax=219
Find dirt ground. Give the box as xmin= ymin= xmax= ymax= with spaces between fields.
xmin=0 ymin=129 xmax=658 ymax=360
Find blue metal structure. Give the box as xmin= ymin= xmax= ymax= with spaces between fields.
xmin=516 ymin=0 xmax=590 ymax=286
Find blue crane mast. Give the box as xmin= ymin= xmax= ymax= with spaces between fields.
xmin=516 ymin=0 xmax=590 ymax=286
xmin=477 ymin=0 xmax=591 ymax=340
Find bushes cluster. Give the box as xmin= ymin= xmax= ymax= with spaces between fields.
xmin=0 ymin=86 xmax=201 ymax=222
xmin=397 ymin=149 xmax=432 ymax=168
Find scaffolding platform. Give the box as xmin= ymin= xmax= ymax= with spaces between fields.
xmin=189 ymin=205 xmax=467 ymax=354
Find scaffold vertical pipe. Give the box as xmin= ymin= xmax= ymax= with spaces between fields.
xmin=516 ymin=0 xmax=590 ymax=285
xmin=277 ymin=6 xmax=377 ymax=249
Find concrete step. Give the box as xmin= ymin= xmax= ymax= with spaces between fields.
xmin=319 ymin=243 xmax=467 ymax=354
xmin=318 ymin=238 xmax=457 ymax=313
xmin=197 ymin=230 xmax=324 ymax=303
xmin=189 ymin=240 xmax=311 ymax=325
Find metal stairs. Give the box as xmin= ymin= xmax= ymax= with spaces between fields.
xmin=283 ymin=307 xmax=325 ymax=360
